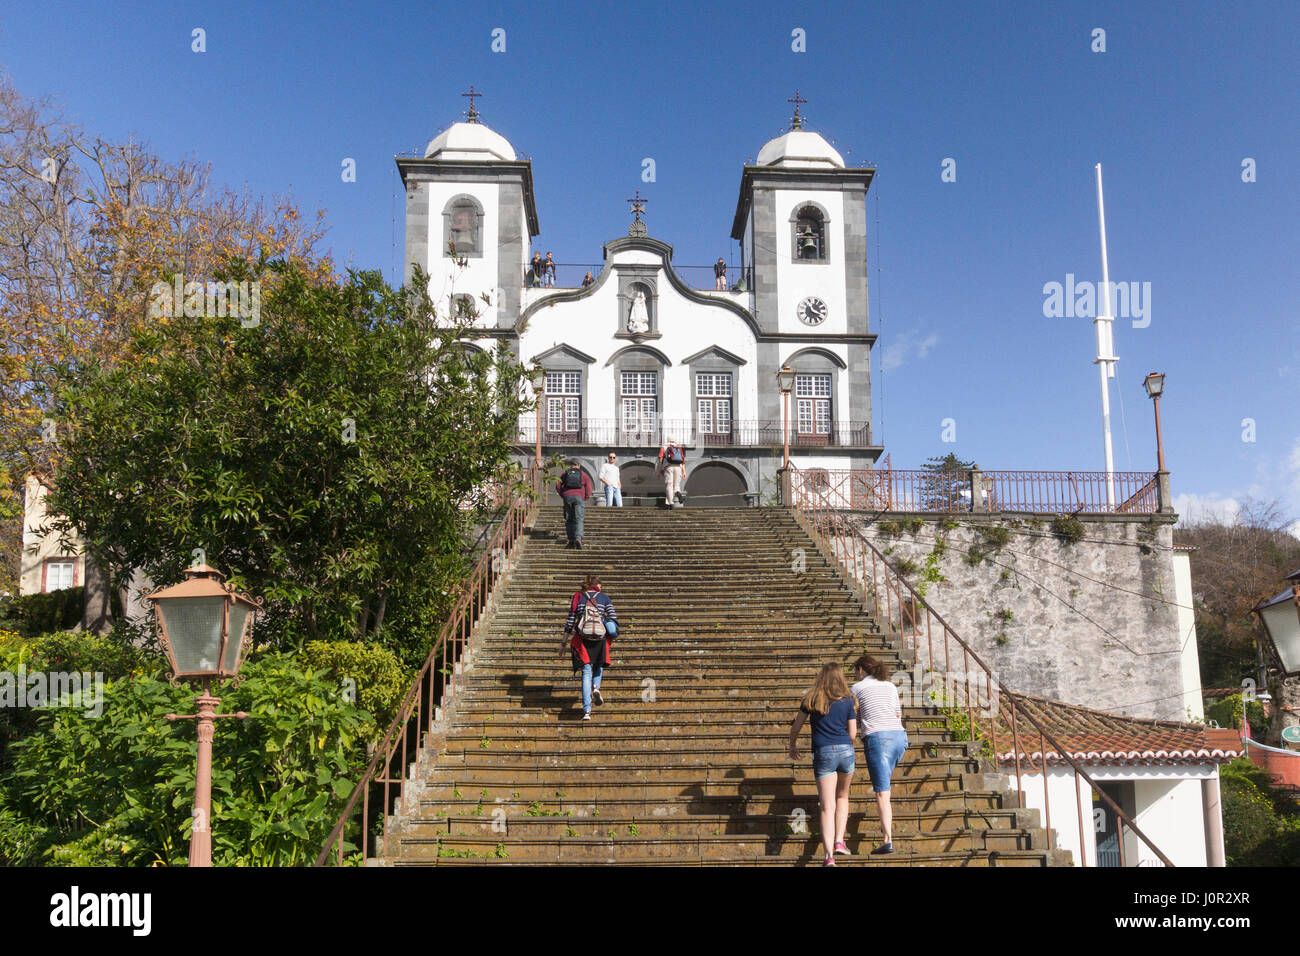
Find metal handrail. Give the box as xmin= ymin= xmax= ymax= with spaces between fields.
xmin=788 ymin=467 xmax=1174 ymax=867
xmin=314 ymin=464 xmax=542 ymax=866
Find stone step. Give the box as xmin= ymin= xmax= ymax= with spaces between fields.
xmin=404 ymin=849 xmax=1064 ymax=867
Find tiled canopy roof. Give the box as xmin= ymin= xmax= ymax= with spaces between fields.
xmin=991 ymin=693 xmax=1243 ymax=767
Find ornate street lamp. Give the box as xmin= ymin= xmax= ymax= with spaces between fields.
xmin=777 ymin=366 xmax=796 ymax=472
xmin=1255 ymin=570 xmax=1300 ymax=679
xmin=1143 ymin=372 xmax=1167 ymax=472
xmin=528 ymin=366 xmax=546 ymax=469
xmin=145 ymin=564 xmax=261 ymax=866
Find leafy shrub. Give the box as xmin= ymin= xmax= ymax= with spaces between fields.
xmin=0 ymin=588 xmax=84 ymax=637
xmin=0 ymin=652 xmax=371 ymax=866
xmin=978 ymin=525 xmax=1011 ymax=549
xmin=297 ymin=640 xmax=411 ymax=739
xmin=1220 ymin=758 xmax=1300 ymax=866
xmin=1204 ymin=693 xmax=1269 ymax=738
xmin=1050 ymin=516 xmax=1085 ymax=544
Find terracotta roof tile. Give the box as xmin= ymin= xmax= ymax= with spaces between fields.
xmin=989 ymin=693 xmax=1244 ymax=766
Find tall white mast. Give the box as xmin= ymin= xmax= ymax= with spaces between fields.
xmin=1093 ymin=163 xmax=1118 ymax=507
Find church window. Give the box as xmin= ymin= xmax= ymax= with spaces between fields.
xmin=696 ymin=373 xmax=732 ymax=441
xmin=545 ymin=371 xmax=581 ymax=438
xmin=443 ymin=197 xmax=483 ymax=257
xmin=619 ymin=371 xmax=657 ymax=437
xmin=795 ymin=373 xmax=831 ymax=438
xmin=793 ymin=205 xmax=825 ymax=261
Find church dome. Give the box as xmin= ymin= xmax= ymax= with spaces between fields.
xmin=755 ymin=129 xmax=844 ymax=169
xmin=424 ymin=121 xmax=517 ymax=162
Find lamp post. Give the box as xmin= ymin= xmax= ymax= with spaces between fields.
xmin=1143 ymin=372 xmax=1167 ymax=472
xmin=1254 ymin=571 xmax=1300 ymax=756
xmin=145 ymin=565 xmax=260 ymax=866
xmin=777 ymin=366 xmax=796 ymax=471
xmin=528 ymin=367 xmax=546 ymax=469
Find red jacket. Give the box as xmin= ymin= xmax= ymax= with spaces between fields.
xmin=567 ymin=588 xmax=614 ymax=668
xmin=556 ymin=469 xmax=592 ymax=500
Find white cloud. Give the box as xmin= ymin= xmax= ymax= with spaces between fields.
xmin=880 ymin=331 xmax=940 ymax=372
xmin=1172 ymin=493 xmax=1241 ymax=528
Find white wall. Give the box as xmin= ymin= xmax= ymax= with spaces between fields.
xmin=20 ymin=476 xmax=85 ymax=597
xmin=774 ymin=189 xmax=847 ymax=335
xmin=1172 ymin=551 xmax=1205 ymax=721
xmin=424 ymin=182 xmax=503 ymax=330
xmin=1008 ymin=763 xmax=1216 ymax=867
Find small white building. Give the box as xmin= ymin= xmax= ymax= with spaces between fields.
xmin=994 ymin=693 xmax=1240 ymax=866
xmin=18 ymin=475 xmax=83 ymax=597
xmin=396 ymin=98 xmax=881 ymax=505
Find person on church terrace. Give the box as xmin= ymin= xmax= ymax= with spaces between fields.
xmin=581 ymin=271 xmax=595 ymax=288
xmin=788 ymin=662 xmax=858 ymax=866
xmin=562 ymin=574 xmax=617 ymax=721
xmin=543 ymin=251 xmax=557 ymax=288
xmin=657 ymin=437 xmax=686 ymax=507
xmin=557 ymin=459 xmax=592 ymax=548
xmin=529 ymin=251 xmax=544 ymax=287
xmin=851 ymin=654 xmax=908 ymax=855
xmin=599 ymin=452 xmax=623 ymax=507
xmin=714 ymin=256 xmax=728 ymax=290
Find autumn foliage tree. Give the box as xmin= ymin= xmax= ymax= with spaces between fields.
xmin=0 ymin=70 xmax=326 ymax=589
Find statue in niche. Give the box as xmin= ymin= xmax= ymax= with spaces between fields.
xmin=627 ymin=289 xmax=650 ymax=334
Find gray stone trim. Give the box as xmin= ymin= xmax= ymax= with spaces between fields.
xmin=783 ymin=346 xmax=847 ymax=369
xmin=531 ymin=343 xmax=597 ymax=366
xmin=789 ymin=200 xmax=831 ymax=265
xmin=403 ymin=180 xmax=429 ymax=285
xmin=616 ymin=268 xmax=659 ymax=335
xmin=681 ymin=345 xmax=748 ymax=367
xmin=440 ymin=193 xmax=484 ymax=259
xmin=752 ymin=186 xmax=778 ymax=334
xmin=847 ymin=340 xmax=872 ymax=429
xmin=843 ymin=184 xmax=869 ymax=335
xmin=731 ymin=166 xmax=875 ymax=239
xmin=395 ymin=158 xmax=539 ymax=237
xmin=605 ymin=344 xmax=672 ymax=368
xmin=497 ymin=181 xmax=526 ymax=329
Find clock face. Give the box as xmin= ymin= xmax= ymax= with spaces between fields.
xmin=796 ymin=297 xmax=828 ymax=326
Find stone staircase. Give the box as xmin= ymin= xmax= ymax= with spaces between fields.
xmin=382 ymin=506 xmax=1069 ymax=866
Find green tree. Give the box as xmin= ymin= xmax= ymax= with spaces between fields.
xmin=920 ymin=452 xmax=976 ymax=512
xmin=45 ymin=260 xmax=529 ymax=664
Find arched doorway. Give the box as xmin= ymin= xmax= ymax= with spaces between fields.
xmin=685 ymin=462 xmax=748 ymax=507
xmin=619 ymin=461 xmax=664 ymax=507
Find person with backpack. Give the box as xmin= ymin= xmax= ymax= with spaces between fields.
xmin=851 ymin=654 xmax=908 ymax=855
xmin=657 ymin=437 xmax=686 ymax=507
xmin=556 ymin=459 xmax=592 ymax=548
xmin=788 ymin=662 xmax=858 ymax=866
xmin=562 ymin=574 xmax=618 ymax=720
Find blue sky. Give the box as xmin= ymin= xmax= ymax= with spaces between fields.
xmin=2 ymin=0 xmax=1297 ymax=526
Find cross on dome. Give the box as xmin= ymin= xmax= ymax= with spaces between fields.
xmin=461 ymin=85 xmax=482 ymax=123
xmin=787 ymin=90 xmax=807 ymax=130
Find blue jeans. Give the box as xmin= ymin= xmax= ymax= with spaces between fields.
xmin=563 ymin=495 xmax=586 ymax=542
xmin=865 ymin=730 xmax=908 ymax=792
xmin=604 ymin=485 xmax=622 ymax=507
xmin=581 ymin=661 xmax=604 ymax=713
xmin=812 ymin=744 xmax=856 ymax=780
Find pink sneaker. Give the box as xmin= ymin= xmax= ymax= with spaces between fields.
xmin=834 ymin=841 xmax=850 ymax=856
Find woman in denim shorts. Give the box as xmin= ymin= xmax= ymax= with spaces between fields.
xmin=788 ymin=662 xmax=858 ymax=866
xmin=851 ymin=654 xmax=908 ymax=854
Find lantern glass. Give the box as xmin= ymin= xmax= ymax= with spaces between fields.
xmin=1259 ymin=590 xmax=1300 ymax=676
xmin=223 ymin=601 xmax=253 ymax=673
xmin=777 ymin=367 xmax=796 ymax=393
xmin=1143 ymin=372 xmax=1165 ymax=398
xmin=159 ymin=595 xmax=228 ymax=675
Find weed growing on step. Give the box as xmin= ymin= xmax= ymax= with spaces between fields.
xmin=479 ymin=735 xmax=491 ymax=749
xmin=627 ymin=822 xmax=640 ymax=836
xmin=564 ymin=826 xmax=578 ymax=837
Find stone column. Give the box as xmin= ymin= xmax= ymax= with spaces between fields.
xmin=969 ymin=468 xmax=987 ymax=513
xmin=1201 ymin=775 xmax=1226 ymax=867
xmin=1156 ymin=470 xmax=1174 ymax=514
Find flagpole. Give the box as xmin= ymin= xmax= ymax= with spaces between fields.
xmin=1093 ymin=164 xmax=1117 ymax=507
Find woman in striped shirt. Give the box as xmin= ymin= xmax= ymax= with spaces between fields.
xmin=851 ymin=654 xmax=908 ymax=854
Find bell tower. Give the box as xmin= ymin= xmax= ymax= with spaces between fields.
xmin=730 ymin=95 xmax=877 ymax=435
xmin=396 ymin=87 xmax=540 ymax=329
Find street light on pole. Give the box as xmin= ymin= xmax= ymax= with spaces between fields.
xmin=1143 ymin=372 xmax=1167 ymax=472
xmin=145 ymin=564 xmax=260 ymax=867
xmin=528 ymin=367 xmax=546 ymax=470
xmin=777 ymin=366 xmax=796 ymax=471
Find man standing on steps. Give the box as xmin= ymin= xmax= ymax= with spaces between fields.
xmin=599 ymin=452 xmax=623 ymax=507
xmin=657 ymin=436 xmax=686 ymax=508
xmin=557 ymin=459 xmax=592 ymax=548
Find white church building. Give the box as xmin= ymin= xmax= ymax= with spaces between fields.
xmin=396 ymin=97 xmax=881 ymax=505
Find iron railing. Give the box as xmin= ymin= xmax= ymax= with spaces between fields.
xmin=791 ymin=467 xmax=1159 ymax=514
xmin=314 ymin=465 xmax=542 ymax=866
xmin=788 ymin=466 xmax=1173 ymax=866
xmin=521 ymin=263 xmax=753 ymax=293
xmin=516 ymin=417 xmax=873 ymax=449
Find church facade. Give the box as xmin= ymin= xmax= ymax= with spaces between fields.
xmin=396 ymin=101 xmax=882 ymax=505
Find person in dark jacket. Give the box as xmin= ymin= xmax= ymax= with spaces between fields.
xmin=556 ymin=459 xmax=592 ymax=548
xmin=562 ymin=574 xmax=617 ymax=720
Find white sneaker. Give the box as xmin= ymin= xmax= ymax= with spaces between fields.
xmin=592 ymin=688 xmax=604 ymax=706
xmin=582 ymin=712 xmax=591 ymax=721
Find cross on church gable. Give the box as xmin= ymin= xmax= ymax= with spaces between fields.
xmin=626 ymin=189 xmax=648 ymax=223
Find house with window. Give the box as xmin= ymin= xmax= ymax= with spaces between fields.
xmin=396 ymin=99 xmax=881 ymax=504
xmin=19 ymin=475 xmax=83 ymax=596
